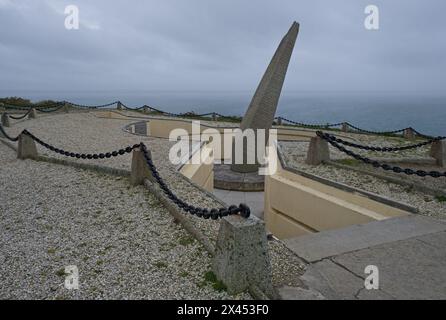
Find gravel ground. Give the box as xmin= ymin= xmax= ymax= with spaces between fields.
xmin=0 ymin=142 xmax=253 ymax=300
xmin=1 ymin=111 xmax=306 ymax=298
xmin=280 ymin=141 xmax=446 ymax=220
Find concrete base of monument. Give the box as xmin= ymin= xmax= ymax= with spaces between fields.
xmin=214 ymin=164 xmax=264 ymax=191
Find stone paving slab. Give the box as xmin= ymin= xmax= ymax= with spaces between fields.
xmin=285 ymin=215 xmax=446 ymax=262
xmin=331 ymin=233 xmax=446 ymax=299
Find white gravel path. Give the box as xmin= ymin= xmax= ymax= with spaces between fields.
xmin=1 ymin=111 xmax=306 ymax=298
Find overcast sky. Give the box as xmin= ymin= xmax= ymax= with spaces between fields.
xmin=0 ymin=0 xmax=445 ymax=94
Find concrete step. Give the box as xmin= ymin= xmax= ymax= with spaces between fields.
xmin=284 ymin=215 xmax=446 ymax=263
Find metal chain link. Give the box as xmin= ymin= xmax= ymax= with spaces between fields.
xmin=0 ymin=123 xmax=19 ymax=142
xmin=278 ymin=117 xmax=343 ymax=129
xmin=316 ymin=131 xmax=446 ymax=178
xmin=319 ymin=132 xmax=445 ymax=152
xmin=140 ymin=143 xmax=251 ymax=219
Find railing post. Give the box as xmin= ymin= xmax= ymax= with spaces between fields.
xmin=1 ymin=113 xmax=10 ymax=127
xmin=277 ymin=117 xmax=282 ymax=126
xmin=342 ymin=122 xmax=348 ymax=133
xmin=305 ymin=136 xmax=330 ymax=165
xmin=213 ymin=215 xmax=275 ymax=297
xmin=63 ymin=103 xmax=70 ymax=113
xmin=29 ymin=108 xmax=37 ymax=119
xmin=130 ymin=148 xmax=155 ymax=185
xmin=430 ymin=140 xmax=446 ymax=167
xmin=212 ymin=112 xmax=217 ymax=121
xmin=117 ymin=101 xmax=122 ymax=110
xmin=17 ymin=133 xmax=38 ymax=160
xmin=403 ymin=128 xmax=415 ymax=140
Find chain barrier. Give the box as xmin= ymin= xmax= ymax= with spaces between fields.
xmin=0 ymin=123 xmax=19 ymax=141
xmin=344 ymin=122 xmax=408 ymax=135
xmin=319 ymin=132 xmax=445 ymax=152
xmin=316 ymin=131 xmax=446 ymax=178
xmin=8 ymin=108 xmax=33 ymax=120
xmin=278 ymin=117 xmax=343 ymax=129
xmin=2 ymin=101 xmax=63 ymax=111
xmin=63 ymin=100 xmax=119 ymax=109
xmin=0 ymin=125 xmax=251 ymax=219
xmin=139 ymin=143 xmax=250 ymax=219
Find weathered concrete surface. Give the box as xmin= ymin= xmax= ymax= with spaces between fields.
xmin=430 ymin=140 xmax=446 ymax=167
xmin=283 ymin=216 xmax=446 ymax=300
xmin=130 ymin=149 xmax=154 ymax=185
xmin=305 ymin=136 xmax=330 ymax=165
xmin=1 ymin=113 xmax=10 ymax=127
xmin=213 ymin=215 xmax=274 ymax=297
xmin=285 ymin=215 xmax=446 ymax=263
xmin=17 ymin=133 xmax=38 ymax=160
xmin=231 ymin=22 xmax=299 ymax=173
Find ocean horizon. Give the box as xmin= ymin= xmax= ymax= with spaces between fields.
xmin=2 ymin=90 xmax=445 ymax=136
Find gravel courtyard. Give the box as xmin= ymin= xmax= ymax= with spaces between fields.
xmin=0 ymin=111 xmax=305 ymax=299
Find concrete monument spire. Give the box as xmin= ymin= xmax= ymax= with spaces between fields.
xmin=231 ymin=21 xmax=299 ymax=173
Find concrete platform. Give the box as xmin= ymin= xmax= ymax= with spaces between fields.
xmin=214 ymin=164 xmax=264 ymax=191
xmin=282 ymin=215 xmax=446 ymax=299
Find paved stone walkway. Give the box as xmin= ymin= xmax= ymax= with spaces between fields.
xmin=282 ymin=215 xmax=446 ymax=299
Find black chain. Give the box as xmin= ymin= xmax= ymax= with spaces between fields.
xmin=63 ymin=101 xmax=119 ymax=109
xmin=140 ymin=143 xmax=250 ymax=219
xmin=278 ymin=117 xmax=343 ymax=129
xmin=319 ymin=132 xmax=445 ymax=152
xmin=344 ymin=122 xmax=408 ymax=135
xmin=0 ymin=123 xmax=19 ymax=142
xmin=316 ymin=131 xmax=446 ymax=178
xmin=37 ymin=104 xmax=65 ymax=113
xmin=23 ymin=130 xmax=139 ymax=160
xmin=8 ymin=108 xmax=33 ymax=120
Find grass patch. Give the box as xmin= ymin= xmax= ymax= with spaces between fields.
xmin=199 ymin=271 xmax=227 ymax=292
xmin=56 ymin=268 xmax=66 ymax=277
xmin=435 ymin=195 xmax=446 ymax=202
xmin=180 ymin=271 xmax=189 ymax=278
xmin=153 ymin=261 xmax=168 ymax=269
xmin=179 ymin=235 xmax=195 ymax=246
xmin=337 ymin=159 xmax=360 ymax=166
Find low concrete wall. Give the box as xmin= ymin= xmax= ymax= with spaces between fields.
xmin=179 ymin=143 xmax=214 ymax=192
xmin=264 ymin=147 xmax=409 ymax=239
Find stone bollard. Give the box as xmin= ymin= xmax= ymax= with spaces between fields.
xmin=342 ymin=122 xmax=348 ymax=133
xmin=130 ymin=149 xmax=155 ymax=185
xmin=277 ymin=117 xmax=282 ymax=126
xmin=403 ymin=128 xmax=415 ymax=140
xmin=143 ymin=106 xmax=149 ymax=114
xmin=1 ymin=113 xmax=10 ymax=127
xmin=430 ymin=140 xmax=446 ymax=167
xmin=117 ymin=101 xmax=123 ymax=110
xmin=17 ymin=133 xmax=38 ymax=160
xmin=212 ymin=112 xmax=217 ymax=121
xmin=29 ymin=108 xmax=37 ymax=119
xmin=305 ymin=136 xmax=330 ymax=165
xmin=213 ymin=215 xmax=274 ymax=297
xmin=63 ymin=103 xmax=70 ymax=113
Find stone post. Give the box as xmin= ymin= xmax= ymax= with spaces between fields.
xmin=212 ymin=112 xmax=217 ymax=122
xmin=130 ymin=149 xmax=155 ymax=185
xmin=17 ymin=133 xmax=38 ymax=160
xmin=342 ymin=122 xmax=348 ymax=133
xmin=430 ymin=140 xmax=446 ymax=167
xmin=403 ymin=128 xmax=415 ymax=140
xmin=63 ymin=103 xmax=70 ymax=113
xmin=117 ymin=101 xmax=123 ymax=110
xmin=143 ymin=106 xmax=149 ymax=114
xmin=277 ymin=117 xmax=282 ymax=126
xmin=29 ymin=108 xmax=37 ymax=119
xmin=305 ymin=136 xmax=330 ymax=165
xmin=213 ymin=215 xmax=274 ymax=297
xmin=1 ymin=113 xmax=10 ymax=127
xmin=0 ymin=102 xmax=4 ymax=112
